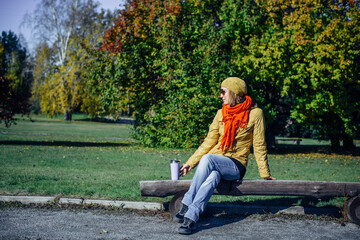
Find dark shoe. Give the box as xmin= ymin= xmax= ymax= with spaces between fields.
xmin=173 ymin=204 xmax=188 ymax=223
xmin=178 ymin=217 xmax=196 ymax=235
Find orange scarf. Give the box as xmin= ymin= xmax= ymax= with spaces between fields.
xmin=219 ymin=96 xmax=253 ymax=151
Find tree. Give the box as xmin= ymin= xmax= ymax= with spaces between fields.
xmin=219 ymin=0 xmax=292 ymax=148
xmin=99 ymin=0 xmax=230 ymax=147
xmin=31 ymin=42 xmax=55 ymax=113
xmin=0 ymin=31 xmax=32 ymax=127
xmin=95 ymin=0 xmax=360 ymax=150
xmin=268 ymin=0 xmax=360 ymax=150
xmin=100 ymin=0 xmax=166 ymax=122
xmin=98 ymin=0 xmax=298 ymax=148
xmin=27 ymin=0 xmax=115 ymax=120
xmin=145 ymin=0 xmax=234 ymax=147
xmin=229 ymin=0 xmax=360 ymax=150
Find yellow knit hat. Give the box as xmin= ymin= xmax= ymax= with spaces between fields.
xmin=221 ymin=77 xmax=247 ymax=96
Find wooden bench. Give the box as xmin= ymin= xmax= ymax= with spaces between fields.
xmin=140 ymin=179 xmax=360 ymax=225
xmin=275 ymin=139 xmax=302 ymax=145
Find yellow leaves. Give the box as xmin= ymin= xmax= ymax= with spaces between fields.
xmin=35 ymin=48 xmax=88 ymax=117
xmin=284 ymin=152 xmax=360 ymax=162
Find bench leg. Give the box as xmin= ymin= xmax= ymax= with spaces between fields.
xmin=169 ymin=190 xmax=187 ymax=216
xmin=346 ymin=195 xmax=360 ymax=225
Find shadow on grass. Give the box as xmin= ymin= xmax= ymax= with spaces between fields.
xmin=0 ymin=140 xmax=135 ymax=147
xmin=268 ymin=144 xmax=360 ymax=156
xmin=75 ymin=117 xmax=135 ymax=124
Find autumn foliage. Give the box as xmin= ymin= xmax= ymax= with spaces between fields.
xmin=86 ymin=0 xmax=360 ymax=149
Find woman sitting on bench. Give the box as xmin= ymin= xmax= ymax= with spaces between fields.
xmin=175 ymin=77 xmax=276 ymax=235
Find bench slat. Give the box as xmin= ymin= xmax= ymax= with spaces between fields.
xmin=140 ymin=180 xmax=360 ymax=199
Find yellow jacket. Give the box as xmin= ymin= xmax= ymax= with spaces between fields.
xmin=186 ymin=106 xmax=271 ymax=178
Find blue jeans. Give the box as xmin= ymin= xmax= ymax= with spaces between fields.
xmin=182 ymin=154 xmax=245 ymax=222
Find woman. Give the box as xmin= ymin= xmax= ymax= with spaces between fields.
xmin=175 ymin=77 xmax=276 ymax=235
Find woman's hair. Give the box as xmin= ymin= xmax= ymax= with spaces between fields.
xmin=228 ymin=91 xmax=244 ymax=107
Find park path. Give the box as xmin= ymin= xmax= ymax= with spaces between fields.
xmin=1 ymin=207 xmax=359 ymax=240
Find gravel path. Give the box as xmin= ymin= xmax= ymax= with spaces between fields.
xmin=1 ymin=207 xmax=359 ymax=240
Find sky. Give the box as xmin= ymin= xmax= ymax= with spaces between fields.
xmin=0 ymin=0 xmax=125 ymax=53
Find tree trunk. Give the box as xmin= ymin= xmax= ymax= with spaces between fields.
xmin=64 ymin=108 xmax=72 ymax=121
xmin=330 ymin=134 xmax=340 ymax=151
xmin=266 ymin=122 xmax=277 ymax=150
xmin=266 ymin=131 xmax=276 ymax=150
xmin=342 ymin=133 xmax=355 ymax=150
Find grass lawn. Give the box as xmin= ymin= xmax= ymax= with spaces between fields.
xmin=1 ymin=114 xmax=359 ymax=209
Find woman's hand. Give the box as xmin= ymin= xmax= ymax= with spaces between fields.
xmin=180 ymin=164 xmax=192 ymax=177
xmin=263 ymin=176 xmax=276 ymax=180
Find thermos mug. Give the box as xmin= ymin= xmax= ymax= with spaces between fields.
xmin=170 ymin=160 xmax=180 ymax=180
